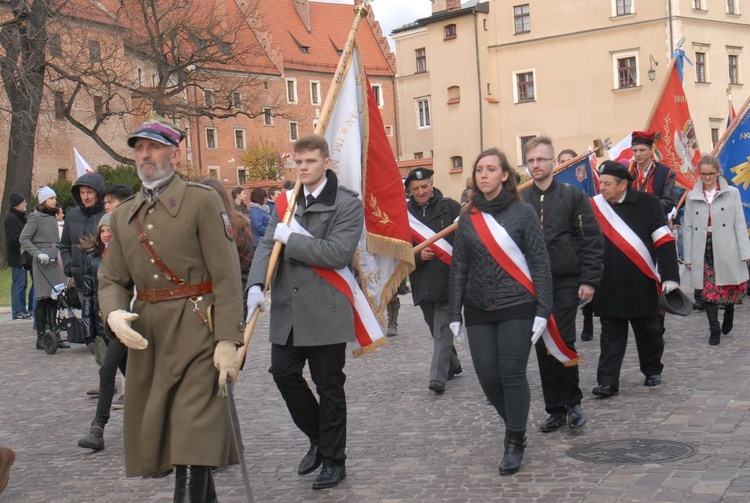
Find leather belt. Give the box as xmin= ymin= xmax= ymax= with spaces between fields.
xmin=136 ymin=281 xmax=213 ymax=304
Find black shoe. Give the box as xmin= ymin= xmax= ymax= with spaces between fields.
xmin=298 ymin=442 xmax=322 ymax=476
xmin=644 ymin=374 xmax=662 ymax=387
xmin=566 ymin=404 xmax=586 ymax=429
xmin=448 ymin=366 xmax=463 ymax=380
xmin=580 ymin=317 xmax=593 ymax=341
xmin=312 ymin=465 xmax=346 ymax=490
xmin=722 ymin=305 xmax=734 ymax=335
xmin=592 ymin=384 xmax=618 ymax=397
xmin=499 ymin=430 xmax=526 ymax=475
xmin=13 ymin=313 xmax=32 ymax=320
xmin=540 ymin=412 xmax=566 ymax=433
xmin=429 ymin=380 xmax=445 ymax=393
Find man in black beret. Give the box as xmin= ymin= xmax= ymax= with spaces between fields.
xmin=589 ymin=161 xmax=680 ymax=397
xmin=406 ymin=167 xmax=463 ymax=394
xmin=4 ymin=194 xmax=34 ymax=320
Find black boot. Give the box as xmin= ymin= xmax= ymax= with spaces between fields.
xmin=34 ymin=301 xmax=47 ymax=350
xmin=693 ymin=290 xmax=705 ymax=311
xmin=46 ymin=300 xmax=68 ymax=348
xmin=722 ymin=304 xmax=734 ymax=335
xmin=499 ymin=430 xmax=526 ymax=475
xmin=77 ymin=422 xmax=105 ymax=451
xmin=580 ymin=316 xmax=593 ymax=341
xmin=173 ymin=465 xmax=215 ymax=503
xmin=706 ymin=303 xmax=721 ymax=345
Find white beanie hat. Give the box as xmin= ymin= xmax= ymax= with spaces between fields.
xmin=36 ymin=186 xmax=56 ymax=205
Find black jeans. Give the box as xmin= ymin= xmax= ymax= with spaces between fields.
xmin=94 ymin=337 xmax=128 ymax=426
xmin=467 ymin=318 xmax=533 ymax=431
xmin=596 ymin=315 xmax=664 ymax=390
xmin=269 ymin=332 xmax=347 ymax=465
xmin=536 ymin=282 xmax=582 ymax=413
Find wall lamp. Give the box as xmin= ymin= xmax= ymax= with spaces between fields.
xmin=648 ymin=55 xmax=658 ymax=82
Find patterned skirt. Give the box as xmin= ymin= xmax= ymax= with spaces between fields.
xmin=702 ymin=233 xmax=747 ymax=305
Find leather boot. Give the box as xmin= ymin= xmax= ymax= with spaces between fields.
xmin=499 ymin=430 xmax=526 ymax=475
xmin=722 ymin=304 xmax=734 ymax=335
xmin=47 ymin=301 xmax=68 ymax=348
xmin=706 ymin=303 xmax=721 ymax=345
xmin=173 ymin=465 xmax=215 ymax=503
xmin=580 ymin=315 xmax=593 ymax=341
xmin=77 ymin=422 xmax=105 ymax=451
xmin=34 ymin=302 xmax=47 ymax=350
xmin=693 ymin=289 xmax=705 ymax=311
xmin=386 ymin=297 xmax=400 ymax=337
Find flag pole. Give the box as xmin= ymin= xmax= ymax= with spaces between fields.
xmin=235 ymin=1 xmax=372 ymax=381
xmin=415 ymin=150 xmax=595 ymax=255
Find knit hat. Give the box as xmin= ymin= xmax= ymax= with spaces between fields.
xmin=36 ymin=186 xmax=56 ymax=205
xmin=9 ymin=193 xmax=25 ymax=208
xmin=127 ymin=111 xmax=186 ymax=148
xmin=97 ymin=213 xmax=111 ymax=231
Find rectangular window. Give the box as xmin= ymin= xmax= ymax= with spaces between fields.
xmin=237 ymin=168 xmax=247 ymax=185
xmin=263 ymin=107 xmax=273 ymax=126
xmin=617 ymin=56 xmax=637 ymax=88
xmin=693 ymin=0 xmax=704 ymax=9
xmin=515 ymin=71 xmax=535 ymax=102
xmin=444 ymin=24 xmax=457 ymax=39
xmin=58 ymin=169 xmax=68 ymax=181
xmin=290 ymin=121 xmax=298 ymax=141
xmin=451 ymin=156 xmax=463 ymax=169
xmin=88 ymin=40 xmax=101 ymax=62
xmin=208 ymin=167 xmax=219 ymax=179
xmin=729 ymin=54 xmax=740 ymax=84
xmin=415 ymin=48 xmax=426 ymax=74
xmin=727 ymin=0 xmax=737 ymax=14
xmin=695 ymin=52 xmax=707 ymax=82
xmin=711 ymin=127 xmax=720 ymax=149
xmin=234 ymin=129 xmax=246 ymax=150
xmin=616 ymin=0 xmax=633 ymax=16
xmin=286 ymin=78 xmax=297 ymax=104
xmin=204 ymin=90 xmax=215 ymax=108
xmin=93 ymin=96 xmax=103 ymax=120
xmin=310 ymin=81 xmax=321 ymax=105
xmin=519 ymin=135 xmax=537 ymax=165
xmin=232 ymin=91 xmax=242 ymax=109
xmin=49 ymin=34 xmax=62 ymax=58
xmin=206 ymin=128 xmax=217 ymax=149
xmin=416 ymin=98 xmax=431 ymax=128
xmin=414 ymin=152 xmax=424 ymax=159
xmin=137 ymin=68 xmax=143 ymax=87
xmin=54 ymin=91 xmax=65 ymax=119
xmin=513 ymin=5 xmax=530 ymax=34
xmin=371 ymin=83 xmax=384 ymax=107
xmin=384 ymin=125 xmax=393 ymax=137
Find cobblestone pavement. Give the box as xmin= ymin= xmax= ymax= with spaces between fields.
xmin=1 ymin=291 xmax=750 ymax=502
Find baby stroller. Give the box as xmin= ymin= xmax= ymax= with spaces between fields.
xmin=42 ymin=280 xmax=85 ymax=355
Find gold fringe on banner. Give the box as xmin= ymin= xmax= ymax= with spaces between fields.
xmin=352 ymin=335 xmax=388 ymax=358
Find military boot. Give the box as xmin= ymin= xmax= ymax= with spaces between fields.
xmin=77 ymin=422 xmax=105 ymax=451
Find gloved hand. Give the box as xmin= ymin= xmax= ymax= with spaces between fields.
xmin=449 ymin=321 xmax=464 ymax=345
xmin=531 ymin=316 xmax=547 ymax=344
xmin=107 ymin=310 xmax=148 ymax=350
xmin=274 ymin=223 xmax=294 ymax=244
xmin=662 ymin=280 xmax=679 ymax=294
xmin=246 ymin=285 xmax=265 ymax=322
xmin=213 ymin=340 xmax=239 ymax=392
xmin=37 ymin=253 xmax=50 ymax=265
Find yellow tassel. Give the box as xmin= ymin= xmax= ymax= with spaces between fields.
xmin=352 ymin=336 xmax=388 ymax=358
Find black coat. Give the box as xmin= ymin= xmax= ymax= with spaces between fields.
xmin=523 ymin=179 xmax=603 ymax=287
xmin=593 ymin=188 xmax=680 ymax=318
xmin=81 ymin=251 xmax=105 ymax=343
xmin=408 ymin=189 xmax=461 ymax=305
xmin=4 ymin=208 xmax=27 ymax=268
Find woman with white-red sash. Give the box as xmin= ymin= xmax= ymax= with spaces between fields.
xmin=449 ymin=148 xmax=553 ymax=476
xmin=684 ymin=154 xmax=750 ymax=345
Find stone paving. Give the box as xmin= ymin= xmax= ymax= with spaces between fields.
xmin=1 ymin=291 xmax=750 ymax=502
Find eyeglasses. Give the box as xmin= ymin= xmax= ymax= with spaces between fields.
xmin=526 ymin=157 xmax=554 ymax=166
xmin=699 ymin=172 xmax=718 ymax=178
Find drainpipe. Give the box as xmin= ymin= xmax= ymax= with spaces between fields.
xmin=668 ymin=0 xmax=674 ymax=55
xmin=474 ymin=10 xmax=483 ymax=152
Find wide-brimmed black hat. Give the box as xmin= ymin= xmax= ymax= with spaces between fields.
xmin=659 ymin=288 xmax=693 ymax=316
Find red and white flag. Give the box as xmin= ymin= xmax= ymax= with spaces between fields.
xmin=319 ymin=43 xmax=414 ymax=355
xmin=74 ymin=148 xmax=95 ymax=178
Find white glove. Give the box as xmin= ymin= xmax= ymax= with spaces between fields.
xmin=662 ymin=280 xmax=679 ymax=294
xmin=449 ymin=321 xmax=464 ymax=345
xmin=37 ymin=253 xmax=50 ymax=265
xmin=213 ymin=340 xmax=239 ymax=391
xmin=107 ymin=310 xmax=148 ymax=350
xmin=246 ymin=285 xmax=265 ymax=322
xmin=531 ymin=316 xmax=547 ymax=344
xmin=273 ymin=223 xmax=294 ymax=244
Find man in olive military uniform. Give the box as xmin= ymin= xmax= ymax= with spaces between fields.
xmin=98 ymin=113 xmax=245 ymax=502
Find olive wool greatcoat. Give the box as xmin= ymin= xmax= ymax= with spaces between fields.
xmin=98 ymin=175 xmax=245 ymax=478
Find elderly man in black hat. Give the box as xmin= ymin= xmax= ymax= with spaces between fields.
xmin=589 ymin=161 xmax=680 ymax=398
xmin=406 ymin=167 xmax=463 ymax=394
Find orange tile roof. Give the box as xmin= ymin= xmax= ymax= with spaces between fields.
xmin=253 ymin=0 xmax=394 ymax=76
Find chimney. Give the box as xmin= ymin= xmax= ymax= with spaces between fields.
xmin=293 ymin=0 xmax=311 ymax=34
xmin=446 ymin=0 xmax=461 ymax=11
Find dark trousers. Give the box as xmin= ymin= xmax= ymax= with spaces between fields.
xmin=467 ymin=318 xmax=533 ymax=431
xmin=418 ymin=301 xmax=462 ymax=385
xmin=269 ymin=333 xmax=347 ymax=465
xmin=535 ymin=282 xmax=582 ymax=413
xmin=11 ymin=267 xmax=29 ymax=317
xmin=596 ymin=315 xmax=664 ymax=390
xmin=94 ymin=337 xmax=128 ymax=426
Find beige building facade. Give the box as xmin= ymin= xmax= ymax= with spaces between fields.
xmin=393 ymin=0 xmax=750 ymax=200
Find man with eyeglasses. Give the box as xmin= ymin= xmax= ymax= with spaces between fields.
xmin=522 ymin=137 xmax=603 ymax=432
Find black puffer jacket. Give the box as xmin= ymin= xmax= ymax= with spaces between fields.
xmin=4 ymin=208 xmax=27 ymax=268
xmin=60 ymin=173 xmax=106 ymax=289
xmin=522 ymin=179 xmax=603 ymax=286
xmin=449 ymin=194 xmax=553 ymax=323
xmin=408 ymin=189 xmax=461 ymax=305
xmin=81 ymin=250 xmax=105 ymax=343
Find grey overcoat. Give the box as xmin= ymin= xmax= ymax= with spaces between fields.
xmin=19 ymin=210 xmax=66 ymax=298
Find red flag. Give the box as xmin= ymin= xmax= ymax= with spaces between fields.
xmin=647 ymin=63 xmax=701 ymax=189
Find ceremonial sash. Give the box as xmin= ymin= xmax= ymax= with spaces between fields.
xmin=276 ymin=191 xmax=384 ymax=354
xmin=408 ymin=213 xmax=453 ymax=266
xmin=590 ymin=194 xmax=663 ymax=286
xmin=469 ymin=211 xmax=580 ymax=366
